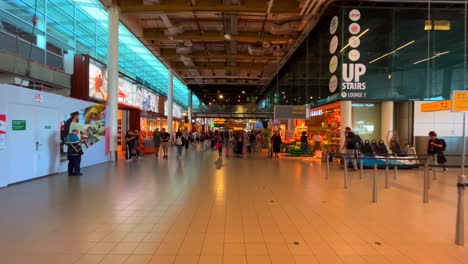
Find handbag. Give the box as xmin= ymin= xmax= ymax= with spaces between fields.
xmin=215 ymin=141 xmax=222 ymax=149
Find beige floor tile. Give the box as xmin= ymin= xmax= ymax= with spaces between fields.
xmin=148 ymin=255 xmax=175 ymax=264
xmin=99 ymin=254 xmax=129 ymax=264
xmin=87 ymin=242 xmax=117 ymax=255
xmin=224 ymin=243 xmax=246 ymax=256
xmin=132 ymin=242 xmax=160 ymax=255
xmin=245 ymin=243 xmax=268 ymax=256
xmin=246 ymin=255 xmax=271 ymax=264
xmin=223 ymin=255 xmax=247 ymax=264
xmin=293 ymin=255 xmax=320 ymax=264
xmin=74 ymin=254 xmax=105 ymax=264
xmin=173 ymin=255 xmax=199 ymax=264
xmin=124 ymin=255 xmax=152 ymax=264
xmin=155 ymin=242 xmax=182 ymax=255
xmin=199 ymin=255 xmax=223 ymax=264
xmin=110 ymin=242 xmax=139 ymax=254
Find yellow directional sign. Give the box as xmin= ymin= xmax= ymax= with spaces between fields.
xmin=421 ymin=100 xmax=452 ymax=112
xmin=453 ymin=91 xmax=468 ymax=112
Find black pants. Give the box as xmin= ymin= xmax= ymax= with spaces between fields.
xmin=68 ymin=155 xmax=81 ymax=175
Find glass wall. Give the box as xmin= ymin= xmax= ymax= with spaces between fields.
xmin=260 ymin=1 xmax=468 ymax=108
xmin=0 ymin=0 xmax=198 ymax=107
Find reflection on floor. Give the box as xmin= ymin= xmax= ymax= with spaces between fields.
xmin=0 ymin=145 xmax=467 ymax=264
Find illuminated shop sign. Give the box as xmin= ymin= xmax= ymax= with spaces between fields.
xmin=309 ymin=109 xmax=324 ymax=117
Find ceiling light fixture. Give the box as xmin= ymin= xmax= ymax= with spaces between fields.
xmin=242 ymin=90 xmax=245 ymax=94
xmin=413 ymin=51 xmax=450 ymax=65
xmin=219 ymin=94 xmax=224 ymax=99
xmin=224 ymin=33 xmax=232 ymax=40
xmin=369 ymin=40 xmax=415 ymax=64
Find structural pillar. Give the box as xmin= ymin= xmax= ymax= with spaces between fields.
xmin=340 ymin=100 xmax=352 ymax=152
xmin=381 ymin=101 xmax=394 ymax=143
xmin=287 ymin=119 xmax=293 ymax=131
xmin=188 ymin=91 xmax=193 ymax=132
xmin=107 ymin=6 xmax=119 ymax=161
xmin=167 ymin=71 xmax=174 ymax=137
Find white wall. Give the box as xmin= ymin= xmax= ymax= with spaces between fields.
xmin=0 ymin=84 xmax=109 ymax=187
xmin=414 ymin=101 xmax=468 ymax=137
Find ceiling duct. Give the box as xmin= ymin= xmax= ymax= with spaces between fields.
xmin=269 ymin=22 xmax=300 ymax=35
xmin=143 ymin=0 xmax=163 ymax=5
xmin=247 ymin=45 xmax=267 ymax=56
xmin=176 ymin=46 xmax=192 ymax=54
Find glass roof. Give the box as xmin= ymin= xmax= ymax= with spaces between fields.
xmin=0 ymin=0 xmax=200 ymax=108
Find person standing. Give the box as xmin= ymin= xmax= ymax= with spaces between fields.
xmin=342 ymin=127 xmax=359 ymax=170
xmin=175 ymin=129 xmax=184 ymax=158
xmin=160 ymin=128 xmax=170 ymax=159
xmin=300 ymin=131 xmax=308 ymax=157
xmin=183 ymin=129 xmax=190 ymax=150
xmin=427 ymin=131 xmax=447 ymax=171
xmin=271 ymin=130 xmax=282 ymax=158
xmin=125 ymin=130 xmax=136 ymax=160
xmin=215 ymin=130 xmax=223 ymax=158
xmin=312 ymin=131 xmax=323 ymax=158
xmin=65 ymin=129 xmax=83 ymax=176
xmin=153 ymin=128 xmax=161 ymax=158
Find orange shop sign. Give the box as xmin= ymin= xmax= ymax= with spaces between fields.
xmin=420 ymin=100 xmax=452 ymax=112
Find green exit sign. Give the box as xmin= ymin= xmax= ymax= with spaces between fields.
xmin=12 ymin=120 xmax=26 ymax=130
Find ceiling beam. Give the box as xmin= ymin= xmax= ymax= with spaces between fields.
xmin=143 ymin=29 xmax=293 ymax=43
xmin=118 ymin=0 xmax=300 ymax=14
xmin=158 ymin=49 xmax=282 ymax=60
xmin=171 ymin=62 xmax=266 ymax=71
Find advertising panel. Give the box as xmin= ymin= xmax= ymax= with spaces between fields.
xmin=164 ymin=100 xmax=183 ymax=118
xmin=139 ymin=86 xmax=159 ymax=113
xmin=89 ymin=63 xmax=107 ymax=101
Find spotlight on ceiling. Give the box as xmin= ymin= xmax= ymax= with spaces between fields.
xmin=262 ymin=41 xmax=271 ymax=48
xmin=242 ymin=90 xmax=245 ymax=94
xmin=184 ymin=40 xmax=192 ymax=47
xmin=219 ymin=94 xmax=224 ymax=99
xmin=224 ymin=33 xmax=232 ymax=40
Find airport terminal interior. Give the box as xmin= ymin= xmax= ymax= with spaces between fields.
xmin=0 ymin=0 xmax=468 ymax=263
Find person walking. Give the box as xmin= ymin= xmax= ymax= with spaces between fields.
xmin=175 ymin=129 xmax=184 ymax=158
xmin=342 ymin=127 xmax=359 ymax=170
xmin=183 ymin=129 xmax=190 ymax=150
xmin=152 ymin=128 xmax=161 ymax=158
xmin=427 ymin=131 xmax=448 ymax=171
xmin=300 ymin=131 xmax=308 ymax=157
xmin=271 ymin=130 xmax=282 ymax=158
xmin=214 ymin=131 xmax=223 ymax=158
xmin=65 ymin=129 xmax=83 ymax=176
xmin=160 ymin=128 xmax=170 ymax=159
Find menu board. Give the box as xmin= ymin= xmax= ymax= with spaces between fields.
xmin=89 ymin=63 xmax=107 ymax=101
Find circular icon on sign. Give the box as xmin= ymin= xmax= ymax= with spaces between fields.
xmin=348 ymin=36 xmax=360 ymax=48
xmin=349 ymin=9 xmax=361 ymax=22
xmin=349 ymin=23 xmax=361 ymax=35
xmin=330 ymin=16 xmax=339 ymax=35
xmin=329 ymin=56 xmax=338 ymax=74
xmin=341 ymin=92 xmax=348 ymax=98
xmin=329 ymin=75 xmax=338 ymax=93
xmin=329 ymin=36 xmax=338 ymax=54
xmin=348 ymin=49 xmax=360 ymax=62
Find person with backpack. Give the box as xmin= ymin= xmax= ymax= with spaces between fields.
xmin=427 ymin=131 xmax=447 ymax=171
xmin=175 ymin=129 xmax=184 ymax=158
xmin=342 ymin=127 xmax=359 ymax=170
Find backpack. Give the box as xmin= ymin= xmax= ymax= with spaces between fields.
xmin=176 ymin=136 xmax=183 ymax=145
xmin=440 ymin=138 xmax=447 ymax=151
xmin=349 ymin=134 xmax=362 ymax=146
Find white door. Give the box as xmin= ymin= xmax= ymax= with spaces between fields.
xmin=8 ymin=104 xmax=36 ymax=183
xmin=7 ymin=104 xmax=59 ymax=184
xmin=35 ymin=107 xmax=59 ymax=177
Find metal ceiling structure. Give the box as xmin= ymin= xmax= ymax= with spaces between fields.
xmin=100 ymin=0 xmax=332 ymax=105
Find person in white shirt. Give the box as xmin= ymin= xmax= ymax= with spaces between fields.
xmin=312 ymin=132 xmax=323 ymax=158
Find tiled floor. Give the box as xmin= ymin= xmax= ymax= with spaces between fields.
xmin=1 ymin=144 xmax=468 ymax=263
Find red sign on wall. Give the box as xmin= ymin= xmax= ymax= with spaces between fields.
xmin=0 ymin=114 xmax=6 ymax=134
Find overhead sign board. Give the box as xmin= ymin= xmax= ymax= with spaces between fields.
xmin=421 ymin=100 xmax=452 ymax=112
xmin=453 ymin=91 xmax=468 ymax=112
xmin=274 ymin=105 xmax=307 ymax=120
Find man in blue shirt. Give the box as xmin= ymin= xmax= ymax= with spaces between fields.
xmin=65 ymin=129 xmax=83 ymax=176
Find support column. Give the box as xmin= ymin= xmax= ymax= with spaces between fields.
xmin=188 ymin=91 xmax=193 ymax=132
xmin=287 ymin=119 xmax=293 ymax=131
xmin=381 ymin=101 xmax=394 ymax=143
xmin=340 ymin=100 xmax=352 ymax=152
xmin=167 ymin=71 xmax=174 ymax=137
xmin=107 ymin=6 xmax=119 ymax=161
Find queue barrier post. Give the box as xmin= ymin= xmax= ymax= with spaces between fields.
xmin=385 ymin=156 xmax=390 ymax=189
xmin=423 ymin=161 xmax=429 ymax=203
xmin=433 ymin=154 xmax=438 ymax=181
xmin=372 ymin=161 xmax=378 ymax=203
xmin=360 ymin=156 xmax=364 ymax=179
xmin=344 ymin=157 xmax=349 ymax=189
xmin=326 ymin=152 xmax=330 ymax=180
xmin=393 ymin=154 xmax=398 ymax=180
xmin=455 ymin=176 xmax=466 ymax=246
